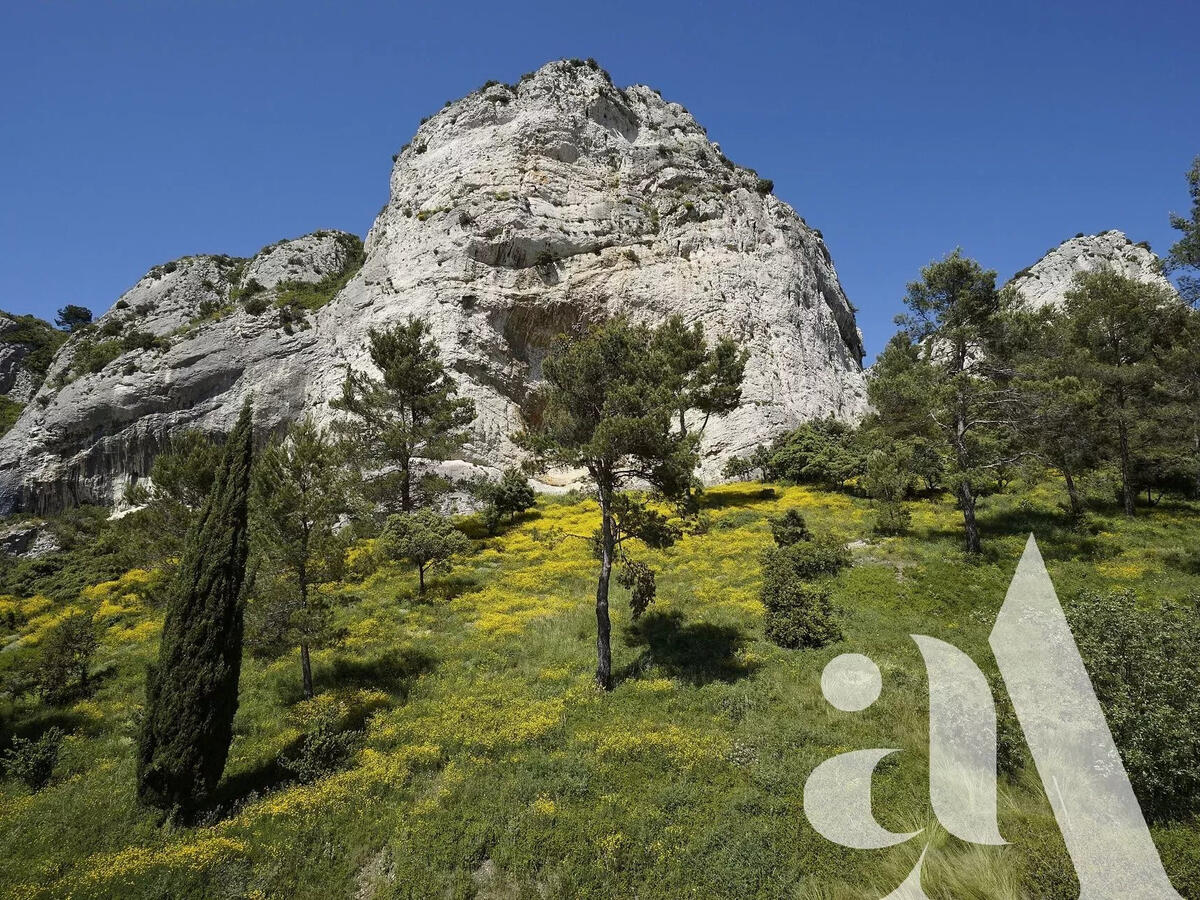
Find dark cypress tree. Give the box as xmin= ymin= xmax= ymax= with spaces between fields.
xmin=137 ymin=401 xmax=254 ymax=814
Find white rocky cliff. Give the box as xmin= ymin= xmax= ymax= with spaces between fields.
xmin=1008 ymin=230 xmax=1174 ymax=308
xmin=0 ymin=59 xmax=869 ymax=512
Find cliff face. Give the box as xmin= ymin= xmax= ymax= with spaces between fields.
xmin=0 ymin=314 xmax=66 ymax=406
xmin=1008 ymin=230 xmax=1173 ymax=307
xmin=0 ymin=59 xmax=869 ymax=513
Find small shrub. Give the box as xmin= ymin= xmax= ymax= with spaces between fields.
xmin=1069 ymin=590 xmax=1200 ymax=821
xmin=3 ymin=727 xmax=64 ymax=792
xmin=242 ymin=294 xmax=270 ymax=316
xmin=229 ymin=277 xmax=265 ymax=304
xmin=769 ymin=509 xmax=811 ymax=546
xmin=73 ymin=339 xmax=123 ymax=375
xmin=35 ymin=611 xmax=98 ymax=704
xmin=476 ymin=467 xmax=536 ymax=534
xmin=280 ymin=705 xmax=360 ymax=784
xmin=873 ymin=501 xmax=911 ymax=535
xmin=762 ymin=580 xmax=841 ymax=649
xmin=713 ymin=509 xmax=757 ymax=531
xmin=195 ymin=298 xmax=224 ymax=320
xmin=764 ymin=539 xmax=850 ymax=582
xmin=755 ymin=178 xmax=774 ymax=195
xmin=121 ymin=330 xmax=166 ymax=353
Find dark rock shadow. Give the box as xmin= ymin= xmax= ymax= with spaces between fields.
xmin=618 ymin=610 xmax=756 ymax=686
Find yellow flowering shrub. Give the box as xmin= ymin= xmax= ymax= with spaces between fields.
xmin=70 ymin=836 xmax=248 ymax=892
xmin=105 ymin=619 xmax=159 ymax=645
xmin=20 ymin=604 xmax=86 ymax=646
xmin=579 ymin=723 xmax=727 ymax=769
xmin=377 ymin=684 xmax=565 ymax=751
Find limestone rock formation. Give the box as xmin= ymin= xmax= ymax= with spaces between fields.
xmin=0 ymin=59 xmax=868 ymax=513
xmin=0 ymin=314 xmax=66 ymax=408
xmin=0 ymin=231 xmax=362 ymax=512
xmin=1008 ymin=230 xmax=1173 ymax=308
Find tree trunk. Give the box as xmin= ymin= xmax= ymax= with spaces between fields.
xmin=400 ymin=464 xmax=412 ymax=512
xmin=1063 ymin=470 xmax=1083 ymax=517
xmin=952 ymin=400 xmax=981 ymax=554
xmin=1118 ymin=419 xmax=1135 ymax=517
xmin=677 ymin=407 xmax=696 ymax=512
xmin=595 ymin=491 xmax=615 ymax=691
xmin=957 ymin=479 xmax=981 ymax=554
xmin=417 ymin=563 xmax=426 ymax=595
xmin=300 ymin=642 xmax=313 ymax=699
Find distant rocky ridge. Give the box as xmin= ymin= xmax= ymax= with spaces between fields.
xmin=0 ymin=59 xmax=871 ymax=513
xmin=1007 ymin=230 xmax=1173 ymax=307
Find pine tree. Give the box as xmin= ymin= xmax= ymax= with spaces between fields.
xmin=869 ymin=252 xmax=1021 ymax=553
xmin=517 ymin=319 xmax=695 ymax=689
xmin=136 ymin=401 xmax=254 ymax=815
xmin=250 ymin=416 xmax=349 ymax=699
xmin=1062 ymin=269 xmax=1181 ymax=516
xmin=648 ymin=315 xmax=747 ymax=509
xmin=1013 ymin=308 xmax=1104 ymax=516
xmin=332 ymin=318 xmax=475 ymax=513
xmin=381 ymin=508 xmax=472 ymax=595
xmin=1168 ymin=155 xmax=1200 ymax=305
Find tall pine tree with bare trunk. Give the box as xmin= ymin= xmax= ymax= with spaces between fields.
xmin=518 ymin=319 xmax=694 ymax=689
xmin=869 ymin=251 xmax=1021 ymax=554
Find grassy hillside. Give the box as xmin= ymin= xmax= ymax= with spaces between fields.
xmin=2 ymin=482 xmax=1199 ymax=898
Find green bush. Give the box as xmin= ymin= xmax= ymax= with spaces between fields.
xmin=2 ymin=727 xmax=64 ymax=792
xmin=242 ymin=294 xmax=270 ymax=316
xmin=763 ymin=539 xmax=850 ymax=582
xmin=72 ymin=338 xmax=123 ymax=375
xmin=762 ymin=580 xmax=841 ymax=649
xmin=769 ymin=508 xmax=810 ymax=546
xmin=763 ymin=420 xmax=864 ymax=487
xmin=273 ymin=233 xmax=366 ymax=322
xmin=0 ymin=314 xmax=67 ymax=387
xmin=121 ymin=330 xmax=166 ymax=353
xmin=281 ymin=705 xmax=361 ymax=784
xmin=230 ymin=277 xmax=264 ymax=304
xmin=1069 ymin=590 xmax=1200 ymax=821
xmin=35 ymin=611 xmax=98 ymax=704
xmin=476 ymin=467 xmax=536 ymax=534
xmin=760 ymin=536 xmax=849 ymax=650
xmin=0 ymin=396 xmax=24 ymax=437
xmin=873 ymin=501 xmax=911 ymax=535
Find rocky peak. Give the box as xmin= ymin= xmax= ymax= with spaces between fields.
xmin=0 ymin=59 xmax=868 ymax=513
xmin=1008 ymin=230 xmax=1173 ymax=308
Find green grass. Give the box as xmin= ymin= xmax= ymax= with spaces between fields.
xmin=1 ymin=481 xmax=1199 ymax=898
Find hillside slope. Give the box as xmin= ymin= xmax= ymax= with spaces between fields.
xmin=1 ymin=483 xmax=1198 ymax=897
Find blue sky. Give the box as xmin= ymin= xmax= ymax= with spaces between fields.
xmin=2 ymin=0 xmax=1197 ymax=360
